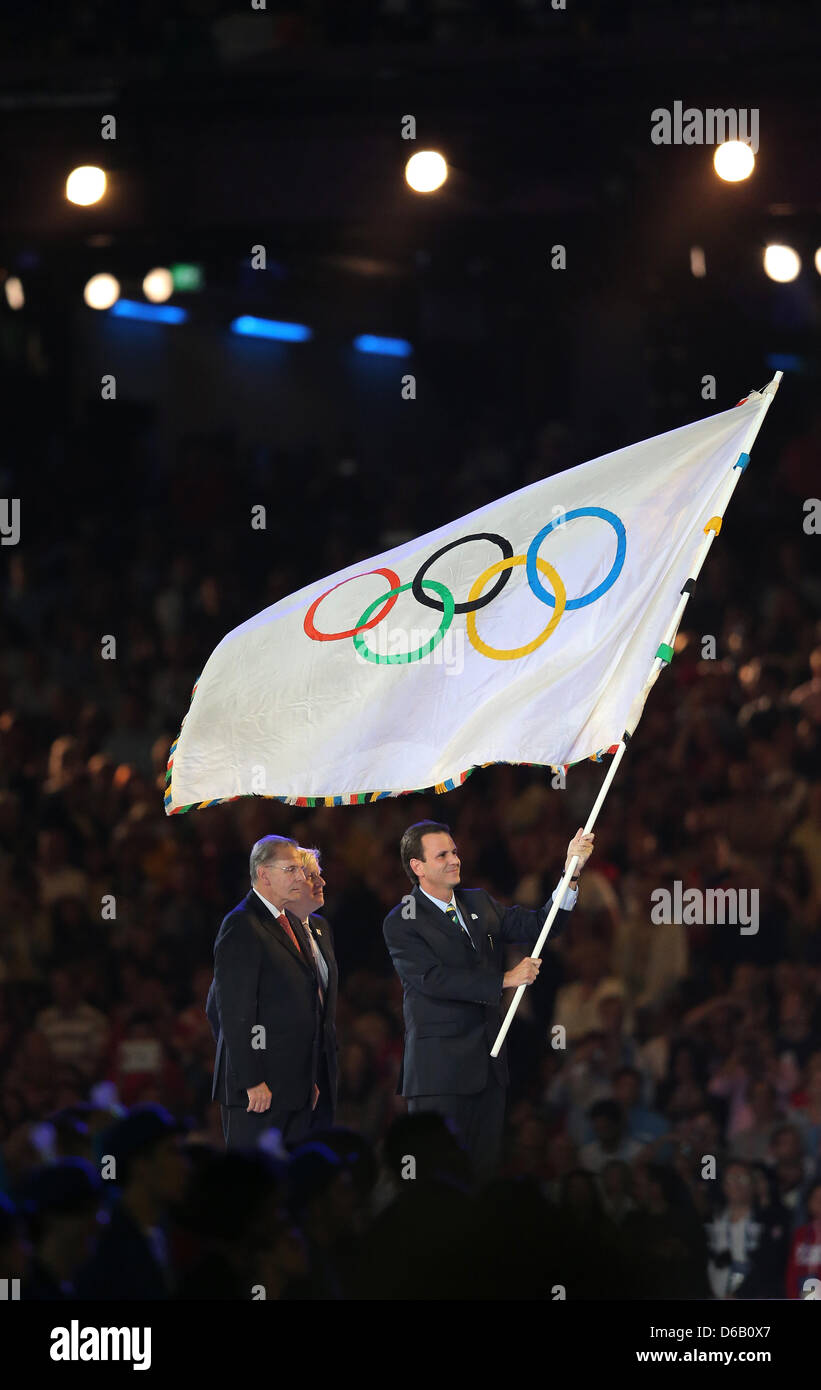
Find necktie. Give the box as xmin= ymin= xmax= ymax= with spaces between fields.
xmin=302 ymin=921 xmax=327 ymax=1008
xmin=446 ymin=904 xmax=475 ymax=950
xmin=277 ymin=912 xmax=304 ymax=957
xmin=278 ymin=912 xmax=325 ymax=1010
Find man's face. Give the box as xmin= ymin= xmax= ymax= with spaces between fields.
xmin=256 ymin=845 xmax=308 ymax=908
xmin=290 ymin=857 xmax=326 ymax=920
xmin=412 ymin=832 xmax=461 ymax=898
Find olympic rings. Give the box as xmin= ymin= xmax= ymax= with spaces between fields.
xmin=304 ymin=567 xmax=401 ymax=641
xmin=302 ymin=507 xmax=626 ymax=664
xmin=353 ymin=580 xmax=455 ymax=665
xmin=466 ymin=556 xmax=566 ymax=661
xmin=412 ymin=533 xmax=514 ymax=614
xmin=526 ymin=507 xmax=626 ymax=610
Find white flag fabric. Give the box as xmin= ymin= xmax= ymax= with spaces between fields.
xmin=166 ymin=394 xmax=765 ymax=814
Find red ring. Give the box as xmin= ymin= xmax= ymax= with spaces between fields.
xmin=304 ymin=567 xmax=402 ymax=641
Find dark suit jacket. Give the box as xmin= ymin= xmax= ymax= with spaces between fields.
xmin=383 ymin=884 xmax=571 ymax=1098
xmin=209 ymin=890 xmax=338 ymax=1115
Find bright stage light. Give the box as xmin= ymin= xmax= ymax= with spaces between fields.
xmin=230 ymin=316 xmax=312 ymax=341
xmin=815 ymin=248 xmax=821 ymax=277
xmin=110 ymin=300 xmax=187 ymax=323
xmin=66 ymin=166 xmax=107 ymax=206
xmin=763 ymin=245 xmax=801 ymax=283
xmin=354 ymin=334 xmax=413 ymax=357
xmin=405 ymin=151 xmax=448 ymax=193
xmin=713 ymin=141 xmax=755 ymax=182
xmin=143 ymin=268 xmax=174 ymax=303
xmin=4 ymin=276 xmax=24 ymax=309
xmin=84 ymin=273 xmax=120 ymax=309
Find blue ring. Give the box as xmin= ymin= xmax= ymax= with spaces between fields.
xmin=526 ymin=507 xmax=626 ymax=610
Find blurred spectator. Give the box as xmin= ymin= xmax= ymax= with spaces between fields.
xmin=785 ymin=1182 xmax=821 ymax=1299
xmin=334 ymin=1040 xmax=392 ymax=1141
xmin=579 ymin=1099 xmax=643 ymax=1174
xmin=730 ymin=1080 xmax=787 ymax=1163
xmin=75 ymin=1104 xmax=189 ymax=1299
xmin=600 ymin=1159 xmax=637 ymax=1226
xmin=788 ymin=1052 xmax=821 ymax=1156
xmin=612 ymin=1066 xmax=667 ymax=1146
xmin=33 ymin=968 xmax=108 ymax=1082
xmin=174 ymin=1149 xmax=306 ymax=1300
xmin=705 ymin=1161 xmax=789 ymax=1299
xmin=36 ymin=830 xmax=88 ymax=908
xmin=19 ymin=1158 xmax=102 ymax=1299
xmin=553 ymin=940 xmax=625 ymax=1043
xmin=624 ymin=1163 xmax=710 ymax=1299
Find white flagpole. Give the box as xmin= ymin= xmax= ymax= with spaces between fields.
xmin=490 ymin=373 xmax=783 ymax=1058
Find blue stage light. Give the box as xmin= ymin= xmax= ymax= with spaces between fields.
xmin=353 ymin=334 xmax=413 ymax=357
xmin=765 ymin=352 xmax=803 ymax=372
xmin=110 ymin=300 xmax=187 ymax=324
xmin=231 ymin=316 xmax=312 ymax=341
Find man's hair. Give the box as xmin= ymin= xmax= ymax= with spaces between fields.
xmin=297 ymin=846 xmax=321 ymax=873
xmin=399 ymin=821 xmax=451 ymax=886
xmin=249 ymin=834 xmax=298 ymax=884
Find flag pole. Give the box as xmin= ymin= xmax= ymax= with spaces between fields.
xmin=490 ymin=373 xmax=783 ymax=1058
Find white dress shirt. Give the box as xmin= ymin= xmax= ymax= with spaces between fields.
xmin=301 ymin=918 xmax=330 ymax=994
xmin=419 ymin=880 xmax=578 ymax=943
xmin=253 ymin=887 xmax=285 ymax=919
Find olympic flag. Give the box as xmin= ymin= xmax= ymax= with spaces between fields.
xmin=165 ymin=383 xmax=780 ymax=814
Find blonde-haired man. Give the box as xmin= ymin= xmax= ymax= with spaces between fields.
xmin=290 ymin=846 xmax=339 ymax=1131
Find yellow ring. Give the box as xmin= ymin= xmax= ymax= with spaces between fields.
xmin=466 ymin=555 xmax=566 ymax=660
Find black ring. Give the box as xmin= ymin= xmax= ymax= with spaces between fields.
xmin=412 ymin=533 xmax=515 ymax=614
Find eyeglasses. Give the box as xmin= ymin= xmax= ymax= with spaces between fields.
xmin=266 ymin=863 xmax=305 ymax=876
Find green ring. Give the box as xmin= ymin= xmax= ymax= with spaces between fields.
xmin=353 ymin=580 xmax=455 ymax=664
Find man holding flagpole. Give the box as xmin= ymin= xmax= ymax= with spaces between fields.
xmin=383 ymin=820 xmax=595 ymax=1182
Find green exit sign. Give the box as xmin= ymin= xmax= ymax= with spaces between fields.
xmin=170 ymin=263 xmax=204 ymax=291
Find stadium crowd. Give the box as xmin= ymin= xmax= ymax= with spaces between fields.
xmin=1 ymin=403 xmax=820 ymax=1299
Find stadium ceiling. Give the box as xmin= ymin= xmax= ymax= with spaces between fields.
xmin=0 ymin=10 xmax=819 ymax=272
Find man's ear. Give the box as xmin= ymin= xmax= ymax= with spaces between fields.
xmin=409 ymin=856 xmax=423 ymax=881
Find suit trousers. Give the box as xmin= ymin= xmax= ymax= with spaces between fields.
xmin=309 ymin=1053 xmax=335 ymax=1133
xmin=407 ymin=1069 xmax=506 ymax=1184
xmin=221 ymin=1099 xmax=315 ymax=1152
